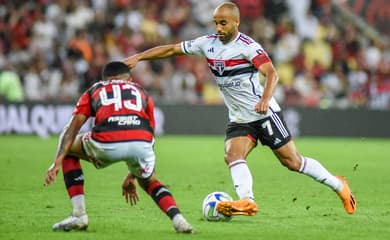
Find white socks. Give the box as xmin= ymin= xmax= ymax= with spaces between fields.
xmin=71 ymin=194 xmax=86 ymax=217
xmin=229 ymin=160 xmax=255 ymax=200
xmin=228 ymin=156 xmax=342 ymax=201
xmin=299 ymin=156 xmax=343 ymax=191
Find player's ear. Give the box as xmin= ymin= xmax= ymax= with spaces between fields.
xmin=126 ymin=73 xmax=132 ymax=82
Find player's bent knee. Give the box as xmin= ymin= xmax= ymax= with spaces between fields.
xmin=224 ymin=153 xmax=242 ymax=164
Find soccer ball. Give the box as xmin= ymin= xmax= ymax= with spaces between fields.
xmin=202 ymin=191 xmax=233 ymax=221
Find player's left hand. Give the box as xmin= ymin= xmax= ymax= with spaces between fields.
xmin=44 ymin=163 xmax=60 ymax=186
xmin=122 ymin=173 xmax=139 ymax=206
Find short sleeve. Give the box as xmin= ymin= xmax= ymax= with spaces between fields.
xmin=246 ymin=43 xmax=271 ymax=69
xmin=73 ymin=91 xmax=91 ymax=117
xmin=145 ymin=95 xmax=155 ymax=130
xmin=181 ymin=35 xmax=209 ymax=55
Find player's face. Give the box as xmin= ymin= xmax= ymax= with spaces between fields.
xmin=213 ymin=9 xmax=239 ymax=44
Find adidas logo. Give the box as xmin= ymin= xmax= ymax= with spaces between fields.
xmin=74 ymin=175 xmax=84 ymax=181
xmin=155 ymin=187 xmax=168 ymax=196
xmin=274 ymin=138 xmax=281 ymax=145
xmin=208 ymin=47 xmax=214 ymax=53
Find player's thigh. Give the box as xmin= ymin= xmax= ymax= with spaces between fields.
xmin=225 ymin=137 xmax=256 ymax=162
xmin=125 ymin=141 xmax=156 ymax=179
xmin=78 ymin=132 xmax=117 ymax=167
xmin=68 ymin=133 xmax=89 ymax=160
xmin=225 ymin=122 xmax=257 ymax=162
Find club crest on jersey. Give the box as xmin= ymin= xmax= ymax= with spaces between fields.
xmin=214 ymin=61 xmax=225 ymax=75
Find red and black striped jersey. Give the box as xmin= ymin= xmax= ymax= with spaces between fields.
xmin=73 ymin=79 xmax=155 ymax=143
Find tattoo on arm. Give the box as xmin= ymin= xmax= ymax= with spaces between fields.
xmin=55 ymin=115 xmax=86 ymax=160
xmin=56 ymin=127 xmax=77 ymax=158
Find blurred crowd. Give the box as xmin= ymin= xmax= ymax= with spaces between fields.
xmin=0 ymin=0 xmax=389 ymax=109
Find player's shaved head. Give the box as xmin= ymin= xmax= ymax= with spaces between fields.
xmin=213 ymin=2 xmax=240 ymax=23
xmin=102 ymin=61 xmax=131 ymax=80
xmin=213 ymin=2 xmax=240 ymax=44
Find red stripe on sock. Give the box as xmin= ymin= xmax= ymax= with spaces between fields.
xmin=147 ymin=180 xmax=162 ymax=195
xmin=228 ymin=160 xmax=247 ymax=169
xmin=62 ymin=156 xmax=84 ymax=198
xmin=62 ymin=156 xmax=81 ymax=173
xmin=158 ymin=195 xmax=177 ymax=212
xmin=147 ymin=181 xmax=178 ymax=213
xmin=67 ymin=185 xmax=84 ymax=198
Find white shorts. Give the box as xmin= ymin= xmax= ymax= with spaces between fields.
xmin=81 ymin=132 xmax=155 ymax=179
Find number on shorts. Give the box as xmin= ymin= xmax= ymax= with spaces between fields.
xmin=261 ymin=120 xmax=274 ymax=136
xmin=100 ymin=84 xmax=142 ymax=111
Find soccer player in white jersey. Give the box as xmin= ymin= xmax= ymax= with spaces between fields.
xmin=124 ymin=2 xmax=356 ymax=216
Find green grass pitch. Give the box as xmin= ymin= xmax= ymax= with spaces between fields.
xmin=0 ymin=135 xmax=389 ymax=240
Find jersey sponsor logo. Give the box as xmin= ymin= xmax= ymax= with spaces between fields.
xmin=214 ymin=60 xmax=225 ymax=75
xmin=108 ymin=115 xmax=141 ymax=126
xmin=217 ymin=80 xmax=241 ymax=89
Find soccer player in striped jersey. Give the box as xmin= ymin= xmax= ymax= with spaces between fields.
xmin=44 ymin=61 xmax=194 ymax=233
xmin=124 ymin=2 xmax=356 ymax=216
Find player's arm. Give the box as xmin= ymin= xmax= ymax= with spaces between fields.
xmin=44 ymin=114 xmax=87 ymax=186
xmin=255 ymin=61 xmax=279 ymax=114
xmin=124 ymin=43 xmax=184 ymax=68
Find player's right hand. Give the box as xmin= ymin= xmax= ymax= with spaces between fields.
xmin=255 ymin=98 xmax=270 ymax=115
xmin=122 ymin=174 xmax=139 ymax=206
xmin=44 ymin=163 xmax=60 ymax=186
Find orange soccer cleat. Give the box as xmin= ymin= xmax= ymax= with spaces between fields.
xmin=216 ymin=199 xmax=259 ymax=216
xmin=336 ymin=176 xmax=357 ymax=214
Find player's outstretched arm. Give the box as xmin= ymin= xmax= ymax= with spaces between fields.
xmin=123 ymin=43 xmax=184 ymax=68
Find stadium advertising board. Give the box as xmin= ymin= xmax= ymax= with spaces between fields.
xmin=1 ymin=103 xmax=389 ymax=137
xmin=0 ymin=103 xmax=164 ymax=137
xmin=0 ymin=103 xmax=81 ymax=137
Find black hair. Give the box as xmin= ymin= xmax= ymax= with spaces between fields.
xmin=102 ymin=61 xmax=131 ymax=80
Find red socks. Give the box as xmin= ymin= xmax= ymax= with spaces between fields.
xmin=147 ymin=181 xmax=180 ymax=219
xmin=62 ymin=156 xmax=84 ymax=198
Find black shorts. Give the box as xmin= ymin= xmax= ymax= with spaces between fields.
xmin=225 ymin=112 xmax=291 ymax=149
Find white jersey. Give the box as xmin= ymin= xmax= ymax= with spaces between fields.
xmin=181 ymin=32 xmax=281 ymax=123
